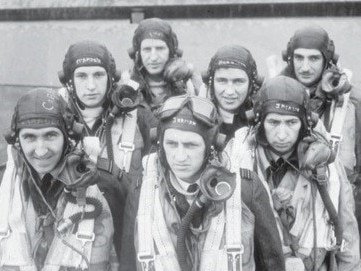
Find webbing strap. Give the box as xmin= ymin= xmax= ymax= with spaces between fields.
xmin=152 ymin=189 xmax=181 ymax=271
xmin=0 ymin=146 xmax=36 ymax=268
xmin=44 ymin=186 xmax=97 ymax=270
xmin=200 ymin=211 xmax=226 ymax=270
xmin=137 ymin=154 xmax=157 ymax=271
xmin=329 ymin=92 xmax=350 ymax=154
xmin=117 ymin=109 xmax=138 ymax=172
xmin=226 ymin=128 xmax=255 ymax=271
xmin=328 ymin=69 xmax=352 ymax=154
xmin=0 ymin=146 xmax=15 ymax=240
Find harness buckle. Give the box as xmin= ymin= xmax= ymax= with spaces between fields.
xmin=329 ymin=134 xmax=342 ymax=154
xmin=0 ymin=229 xmax=10 ymax=240
xmin=118 ymin=142 xmax=135 ymax=169
xmin=225 ymin=244 xmax=244 ymax=271
xmin=137 ymin=252 xmax=155 ymax=271
xmin=76 ymin=232 xmax=95 ymax=248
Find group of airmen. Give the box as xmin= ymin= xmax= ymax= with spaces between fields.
xmin=0 ymin=17 xmax=360 ymax=271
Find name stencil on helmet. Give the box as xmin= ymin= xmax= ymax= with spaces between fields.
xmin=275 ymin=103 xmax=301 ymax=113
xmin=75 ymin=57 xmax=102 ymax=65
xmin=172 ymin=117 xmax=197 ymax=126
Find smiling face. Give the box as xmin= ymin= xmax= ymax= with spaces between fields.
xmin=140 ymin=39 xmax=170 ymax=78
xmin=163 ymin=128 xmax=206 ymax=183
xmin=264 ymin=113 xmax=302 ymax=155
xmin=73 ymin=66 xmax=108 ymax=108
xmin=293 ymin=48 xmax=325 ymax=87
xmin=213 ymin=68 xmax=250 ymax=113
xmin=19 ymin=127 xmax=65 ymax=178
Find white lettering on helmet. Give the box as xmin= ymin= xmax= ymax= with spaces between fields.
xmin=172 ymin=117 xmax=196 ymax=126
xmin=147 ymin=31 xmax=165 ymax=40
xmin=275 ymin=103 xmax=300 ymax=113
xmin=76 ymin=57 xmax=102 ymax=65
xmin=216 ymin=60 xmax=246 ymax=69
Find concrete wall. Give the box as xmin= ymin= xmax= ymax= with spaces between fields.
xmin=0 ymin=16 xmax=360 ymax=163
xmin=0 ymin=17 xmax=360 ymax=87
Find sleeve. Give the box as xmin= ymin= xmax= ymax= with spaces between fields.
xmin=242 ymin=176 xmax=286 ymax=271
xmin=335 ymin=159 xmax=361 ymax=270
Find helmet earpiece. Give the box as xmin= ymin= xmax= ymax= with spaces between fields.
xmin=58 ymin=70 xmax=66 ymax=85
xmin=128 ymin=47 xmax=136 ymax=60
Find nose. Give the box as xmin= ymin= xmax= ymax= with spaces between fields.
xmin=34 ymin=139 xmax=49 ymax=157
xmin=224 ymin=81 xmax=236 ymax=95
xmin=174 ymin=145 xmax=187 ymax=162
xmin=275 ymin=124 xmax=289 ymax=141
xmin=86 ymin=76 xmax=96 ymax=90
xmin=149 ymin=48 xmax=158 ymax=61
xmin=300 ymin=59 xmax=310 ymax=72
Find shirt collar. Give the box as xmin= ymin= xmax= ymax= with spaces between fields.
xmin=257 ymin=146 xmax=298 ymax=177
xmin=169 ymin=171 xmax=200 ymax=197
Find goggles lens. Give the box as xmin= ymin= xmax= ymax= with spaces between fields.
xmin=158 ymin=95 xmax=217 ymax=126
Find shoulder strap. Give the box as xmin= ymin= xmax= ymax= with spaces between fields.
xmin=117 ymin=109 xmax=138 ymax=173
xmin=0 ymin=146 xmax=37 ymax=269
xmin=0 ymin=145 xmax=15 ymax=240
xmin=137 ymin=153 xmax=181 ymax=271
xmin=328 ymin=70 xmax=352 ymax=154
xmin=329 ymin=92 xmax=350 ymax=154
xmin=137 ymin=153 xmax=157 ymax=271
xmin=44 ymin=185 xmax=99 ymax=270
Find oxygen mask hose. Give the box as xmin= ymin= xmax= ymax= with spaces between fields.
xmin=176 ymin=165 xmax=236 ymax=271
xmin=57 ymin=193 xmax=103 ymax=234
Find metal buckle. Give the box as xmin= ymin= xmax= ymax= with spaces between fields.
xmin=0 ymin=229 xmax=10 ymax=240
xmin=118 ymin=142 xmax=135 ymax=169
xmin=330 ymin=134 xmax=342 ymax=153
xmin=137 ymin=252 xmax=154 ymax=271
xmin=118 ymin=142 xmax=135 ymax=152
xmin=226 ymin=244 xmax=244 ymax=271
xmin=76 ymin=232 xmax=95 ymax=247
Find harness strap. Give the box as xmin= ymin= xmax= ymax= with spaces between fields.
xmin=0 ymin=146 xmax=15 ymax=241
xmin=0 ymin=146 xmax=36 ymax=269
xmin=97 ymin=157 xmax=123 ymax=179
xmin=117 ymin=109 xmax=138 ymax=172
xmin=43 ymin=186 xmax=97 ymax=270
xmin=201 ymin=212 xmax=226 ymax=271
xmin=226 ymin=129 xmax=255 ymax=271
xmin=137 ymin=154 xmax=157 ymax=271
xmin=328 ymin=69 xmax=352 ymax=154
xmin=99 ymin=109 xmax=138 ymax=175
xmin=153 ymin=188 xmax=181 ymax=271
xmin=328 ymin=92 xmax=350 ymax=154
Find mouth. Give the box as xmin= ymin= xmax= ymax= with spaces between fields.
xmin=84 ymin=93 xmax=99 ymax=98
xmin=274 ymin=143 xmax=291 ymax=150
xmin=222 ymin=97 xmax=237 ymax=103
xmin=299 ymin=73 xmax=312 ymax=79
xmin=148 ymin=64 xmax=161 ymax=69
xmin=173 ymin=164 xmax=190 ymax=170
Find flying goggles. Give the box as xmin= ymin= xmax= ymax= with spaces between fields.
xmin=157 ymin=95 xmax=218 ymax=127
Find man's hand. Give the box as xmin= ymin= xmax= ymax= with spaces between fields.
xmin=163 ymin=58 xmax=193 ymax=83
